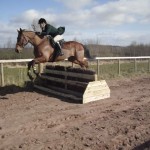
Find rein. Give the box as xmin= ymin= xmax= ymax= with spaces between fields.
xmin=23 ymin=31 xmax=45 ymax=47
xmin=17 ymin=30 xmax=49 ymax=48
xmin=23 ymin=31 xmax=36 ymax=46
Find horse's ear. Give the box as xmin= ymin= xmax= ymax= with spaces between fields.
xmin=17 ymin=29 xmax=19 ymax=33
xmin=20 ymin=28 xmax=23 ymax=32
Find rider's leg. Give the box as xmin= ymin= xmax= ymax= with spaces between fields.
xmin=48 ymin=36 xmax=55 ymax=48
xmin=55 ymin=42 xmax=64 ymax=56
xmin=54 ymin=35 xmax=64 ymax=56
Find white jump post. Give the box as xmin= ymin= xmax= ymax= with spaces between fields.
xmin=0 ymin=63 xmax=4 ymax=87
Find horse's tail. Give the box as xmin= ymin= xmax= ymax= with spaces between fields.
xmin=83 ymin=45 xmax=91 ymax=59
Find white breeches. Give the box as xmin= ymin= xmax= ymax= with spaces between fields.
xmin=54 ymin=35 xmax=63 ymax=42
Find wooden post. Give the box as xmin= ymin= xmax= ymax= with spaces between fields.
xmin=0 ymin=63 xmax=4 ymax=87
xmin=97 ymin=60 xmax=100 ymax=76
xmin=94 ymin=74 xmax=98 ymax=81
xmin=134 ymin=59 xmax=137 ymax=72
xmin=118 ymin=59 xmax=120 ymax=75
xmin=38 ymin=63 xmax=44 ymax=73
xmin=148 ymin=59 xmax=150 ymax=72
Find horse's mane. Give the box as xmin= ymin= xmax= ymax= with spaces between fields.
xmin=22 ymin=29 xmax=35 ymax=32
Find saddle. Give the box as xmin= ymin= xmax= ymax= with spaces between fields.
xmin=48 ymin=36 xmax=65 ymax=62
xmin=49 ymin=37 xmax=64 ymax=48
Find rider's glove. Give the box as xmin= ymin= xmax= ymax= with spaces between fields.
xmin=35 ymin=32 xmax=41 ymax=35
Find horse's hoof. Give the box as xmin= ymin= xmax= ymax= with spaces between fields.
xmin=35 ymin=73 xmax=40 ymax=77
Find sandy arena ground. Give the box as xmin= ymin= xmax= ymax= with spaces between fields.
xmin=0 ymin=75 xmax=150 ymax=150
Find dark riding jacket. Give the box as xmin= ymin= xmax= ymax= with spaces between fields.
xmin=41 ymin=24 xmax=65 ymax=38
xmin=41 ymin=24 xmax=58 ymax=38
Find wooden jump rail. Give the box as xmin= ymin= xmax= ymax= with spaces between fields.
xmin=34 ymin=65 xmax=110 ymax=103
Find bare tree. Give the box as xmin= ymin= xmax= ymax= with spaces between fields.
xmin=6 ymin=38 xmax=13 ymax=48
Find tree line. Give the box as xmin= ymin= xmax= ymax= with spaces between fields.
xmin=84 ymin=43 xmax=150 ymax=58
xmin=0 ymin=43 xmax=150 ymax=60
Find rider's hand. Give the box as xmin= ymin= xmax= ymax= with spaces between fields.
xmin=35 ymin=32 xmax=41 ymax=35
xmin=46 ymin=35 xmax=52 ymax=38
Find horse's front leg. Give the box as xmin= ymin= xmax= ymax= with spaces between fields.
xmin=32 ymin=60 xmax=39 ymax=77
xmin=27 ymin=60 xmax=35 ymax=81
xmin=30 ymin=57 xmax=47 ymax=78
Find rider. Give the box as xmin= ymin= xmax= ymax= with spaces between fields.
xmin=38 ymin=18 xmax=64 ymax=56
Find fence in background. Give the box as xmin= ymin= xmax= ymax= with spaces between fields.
xmin=0 ymin=59 xmax=32 ymax=87
xmin=0 ymin=57 xmax=150 ymax=87
xmin=95 ymin=56 xmax=150 ymax=76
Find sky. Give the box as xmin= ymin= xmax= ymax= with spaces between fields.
xmin=0 ymin=0 xmax=150 ymax=47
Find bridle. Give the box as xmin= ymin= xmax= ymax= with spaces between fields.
xmin=17 ymin=31 xmax=36 ymax=48
xmin=17 ymin=33 xmax=29 ymax=48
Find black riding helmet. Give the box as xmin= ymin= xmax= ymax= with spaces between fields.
xmin=38 ymin=18 xmax=47 ymax=24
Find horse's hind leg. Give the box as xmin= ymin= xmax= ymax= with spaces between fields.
xmin=68 ymin=56 xmax=88 ymax=69
xmin=78 ymin=59 xmax=88 ymax=69
xmin=68 ymin=56 xmax=81 ymax=67
xmin=68 ymin=56 xmax=76 ymax=67
xmin=83 ymin=58 xmax=88 ymax=69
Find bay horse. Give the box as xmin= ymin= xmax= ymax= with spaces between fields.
xmin=15 ymin=28 xmax=88 ymax=80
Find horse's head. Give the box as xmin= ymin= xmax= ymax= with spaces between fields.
xmin=15 ymin=28 xmax=29 ymax=53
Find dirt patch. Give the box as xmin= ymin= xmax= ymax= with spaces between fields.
xmin=0 ymin=75 xmax=150 ymax=150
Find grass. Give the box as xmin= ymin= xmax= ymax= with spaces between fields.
xmin=3 ymin=66 xmax=30 ymax=86
xmin=89 ymin=61 xmax=150 ymax=80
xmin=0 ymin=61 xmax=150 ymax=87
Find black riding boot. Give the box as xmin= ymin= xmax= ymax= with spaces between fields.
xmin=55 ymin=42 xmax=64 ymax=56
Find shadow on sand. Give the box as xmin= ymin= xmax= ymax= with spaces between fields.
xmin=34 ymin=88 xmax=82 ymax=104
xmin=133 ymin=140 xmax=150 ymax=150
xmin=0 ymin=81 xmax=81 ymax=104
xmin=0 ymin=81 xmax=34 ymax=97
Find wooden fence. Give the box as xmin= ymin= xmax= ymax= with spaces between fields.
xmin=0 ymin=56 xmax=150 ymax=87
xmin=95 ymin=56 xmax=150 ymax=76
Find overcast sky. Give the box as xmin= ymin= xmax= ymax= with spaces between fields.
xmin=0 ymin=0 xmax=150 ymax=47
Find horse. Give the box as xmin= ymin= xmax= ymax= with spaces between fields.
xmin=15 ymin=28 xmax=88 ymax=80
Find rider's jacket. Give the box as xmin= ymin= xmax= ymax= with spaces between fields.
xmin=41 ymin=24 xmax=58 ymax=38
